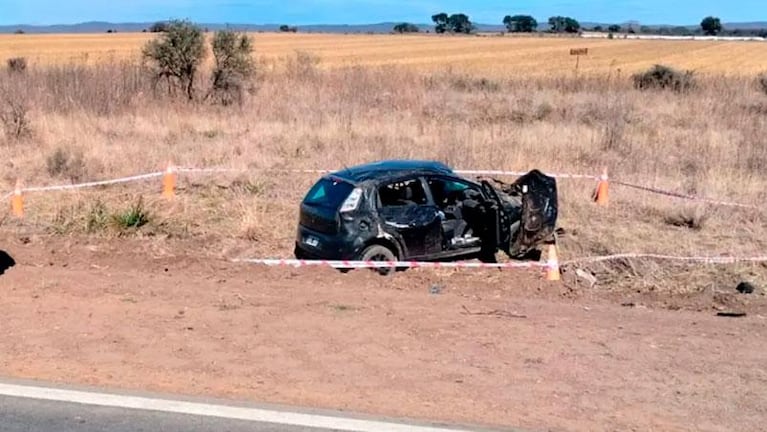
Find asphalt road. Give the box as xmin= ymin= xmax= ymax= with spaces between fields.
xmin=0 ymin=396 xmax=323 ymax=432
xmin=0 ymin=380 xmax=508 ymax=432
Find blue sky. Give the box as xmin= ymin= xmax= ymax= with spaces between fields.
xmin=1 ymin=0 xmax=763 ymax=26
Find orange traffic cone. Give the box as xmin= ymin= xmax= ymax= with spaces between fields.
xmin=546 ymin=244 xmax=561 ymax=281
xmin=162 ymin=161 xmax=176 ymax=199
xmin=594 ymin=167 xmax=609 ymax=206
xmin=11 ymin=179 xmax=23 ymax=219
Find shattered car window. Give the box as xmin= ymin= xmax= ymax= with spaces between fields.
xmin=427 ymin=178 xmax=476 ymax=207
xmin=378 ymin=178 xmax=428 ymax=207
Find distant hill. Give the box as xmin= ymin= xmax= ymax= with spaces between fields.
xmin=723 ymin=21 xmax=767 ymax=29
xmin=581 ymin=21 xmax=767 ymax=30
xmin=0 ymin=20 xmax=763 ymax=34
xmin=0 ymin=21 xmax=434 ymax=34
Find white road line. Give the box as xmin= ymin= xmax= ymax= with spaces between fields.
xmin=0 ymin=382 xmax=478 ymax=432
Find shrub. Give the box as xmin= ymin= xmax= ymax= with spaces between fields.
xmin=142 ymin=19 xmax=206 ymax=100
xmin=449 ymin=76 xmax=500 ymax=93
xmin=7 ymin=57 xmax=27 ymax=73
xmin=149 ymin=22 xmax=169 ymax=33
xmin=0 ymin=92 xmax=32 ymax=142
xmin=46 ymin=146 xmax=87 ymax=182
xmin=393 ymin=23 xmax=420 ymax=33
xmin=758 ymin=73 xmax=767 ymax=95
xmin=664 ymin=207 xmax=709 ymax=231
xmin=632 ymin=65 xmax=695 ymax=92
xmin=112 ymin=197 xmax=150 ymax=231
xmin=209 ymin=30 xmax=255 ymax=106
xmin=86 ymin=199 xmax=109 ymax=233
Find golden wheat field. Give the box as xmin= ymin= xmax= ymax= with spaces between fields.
xmin=2 ymin=32 xmax=767 ymax=76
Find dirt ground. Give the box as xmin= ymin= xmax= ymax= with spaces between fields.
xmin=0 ymin=233 xmax=765 ymax=432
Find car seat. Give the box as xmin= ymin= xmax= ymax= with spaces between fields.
xmin=398 ymin=185 xmax=416 ymax=206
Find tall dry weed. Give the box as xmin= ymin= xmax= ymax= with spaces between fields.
xmin=1 ymin=58 xmax=764 ymax=203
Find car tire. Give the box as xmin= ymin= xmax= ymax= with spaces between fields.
xmin=359 ymin=245 xmax=397 ymax=276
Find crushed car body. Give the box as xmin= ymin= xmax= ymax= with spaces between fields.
xmin=294 ymin=160 xmax=558 ymax=271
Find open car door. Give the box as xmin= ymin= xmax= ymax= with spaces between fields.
xmin=507 ymin=170 xmax=558 ymax=257
xmin=480 ymin=180 xmax=512 ymax=252
xmin=481 ymin=170 xmax=558 ymax=259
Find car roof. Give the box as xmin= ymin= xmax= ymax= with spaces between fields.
xmin=328 ymin=159 xmax=455 ymax=184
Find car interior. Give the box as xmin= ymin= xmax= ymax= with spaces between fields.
xmin=427 ymin=177 xmax=483 ymax=249
xmin=377 ymin=179 xmax=428 ymax=207
xmin=376 ymin=176 xmax=486 ymax=251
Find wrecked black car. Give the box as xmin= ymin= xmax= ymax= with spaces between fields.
xmin=294 ymin=160 xmax=557 ymax=272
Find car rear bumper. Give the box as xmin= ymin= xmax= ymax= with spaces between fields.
xmin=294 ymin=225 xmax=365 ymax=260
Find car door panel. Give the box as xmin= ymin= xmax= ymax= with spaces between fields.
xmin=510 ymin=170 xmax=558 ymax=255
xmin=379 ymin=204 xmax=442 ymax=259
xmin=481 ymin=170 xmax=558 ymax=257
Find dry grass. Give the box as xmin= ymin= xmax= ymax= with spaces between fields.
xmin=3 ymin=32 xmax=767 ymax=77
xmin=0 ymin=38 xmax=765 ymax=298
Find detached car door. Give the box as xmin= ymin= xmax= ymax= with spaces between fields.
xmin=510 ymin=170 xmax=558 ymax=254
xmin=482 ymin=170 xmax=558 ymax=257
xmin=376 ymin=177 xmax=442 ymax=259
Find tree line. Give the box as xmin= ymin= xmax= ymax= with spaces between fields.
xmin=128 ymin=16 xmax=767 ymax=39
xmin=389 ymin=13 xmax=766 ymax=37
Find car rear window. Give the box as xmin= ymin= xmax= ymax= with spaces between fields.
xmin=303 ymin=177 xmax=355 ymax=209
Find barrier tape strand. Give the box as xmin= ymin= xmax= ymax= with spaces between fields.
xmin=563 ymin=253 xmax=767 ymax=266
xmin=233 ymin=254 xmax=767 ymax=270
xmin=231 ymin=258 xmax=546 ymax=269
xmin=612 ymin=180 xmax=758 ymax=209
xmin=0 ymin=166 xmax=760 ymax=210
xmin=21 ymin=172 xmax=164 ymax=193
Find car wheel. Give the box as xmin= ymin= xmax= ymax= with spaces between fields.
xmin=359 ymin=245 xmax=397 ymax=276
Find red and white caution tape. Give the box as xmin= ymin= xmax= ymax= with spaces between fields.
xmin=455 ymin=169 xmax=598 ymax=179
xmin=19 ymin=172 xmax=164 ymax=194
xmin=179 ymin=166 xmax=598 ymax=179
xmin=0 ymin=165 xmax=760 ymax=211
xmin=177 ymin=167 xmax=331 ymax=175
xmin=612 ymin=180 xmax=758 ymax=209
xmin=234 ymin=253 xmax=767 ymax=271
xmin=231 ymin=258 xmax=547 ymax=269
xmin=564 ymin=253 xmax=767 ymax=266
xmin=177 ymin=167 xmax=245 ymax=174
